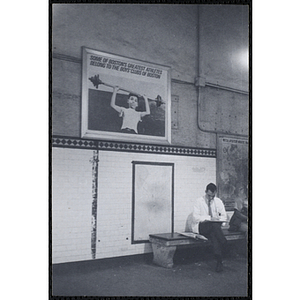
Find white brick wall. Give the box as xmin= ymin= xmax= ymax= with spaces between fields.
xmin=52 ymin=147 xmax=216 ymax=263
xmin=52 ymin=148 xmax=94 ymax=263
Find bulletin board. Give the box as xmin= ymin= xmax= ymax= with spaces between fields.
xmin=81 ymin=47 xmax=171 ymax=144
xmin=216 ymin=135 xmax=249 ymax=211
xmin=132 ymin=161 xmax=174 ymax=244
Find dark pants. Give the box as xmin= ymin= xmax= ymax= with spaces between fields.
xmin=199 ymin=222 xmax=227 ymax=258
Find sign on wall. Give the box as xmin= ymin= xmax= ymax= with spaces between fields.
xmin=216 ymin=135 xmax=249 ymax=211
xmin=81 ymin=47 xmax=171 ymax=144
xmin=132 ymin=161 xmax=174 ymax=243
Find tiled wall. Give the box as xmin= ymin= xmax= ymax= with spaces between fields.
xmin=52 ymin=148 xmax=94 ymax=263
xmin=52 ymin=145 xmax=216 ymax=264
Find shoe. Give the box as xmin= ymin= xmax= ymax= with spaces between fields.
xmin=215 ymin=261 xmax=223 ymax=272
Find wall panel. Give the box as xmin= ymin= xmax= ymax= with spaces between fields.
xmin=52 ymin=148 xmax=93 ymax=263
xmin=52 ymin=141 xmax=216 ymax=263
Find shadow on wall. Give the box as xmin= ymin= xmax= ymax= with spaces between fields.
xmin=185 ymin=213 xmax=193 ymax=232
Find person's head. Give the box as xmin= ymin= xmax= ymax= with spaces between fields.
xmin=127 ymin=93 xmax=139 ymax=109
xmin=235 ymin=183 xmax=247 ymax=197
xmin=205 ymin=183 xmax=217 ymax=201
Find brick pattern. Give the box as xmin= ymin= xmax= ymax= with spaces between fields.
xmin=52 ymin=146 xmax=216 ymax=263
xmin=52 ymin=148 xmax=94 ymax=263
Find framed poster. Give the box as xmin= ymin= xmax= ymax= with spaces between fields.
xmin=132 ymin=161 xmax=174 ymax=244
xmin=81 ymin=47 xmax=171 ymax=144
xmin=216 ymin=135 xmax=249 ymax=211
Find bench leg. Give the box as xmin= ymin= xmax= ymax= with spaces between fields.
xmin=151 ymin=243 xmax=176 ymax=268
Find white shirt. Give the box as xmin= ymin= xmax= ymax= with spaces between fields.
xmin=191 ymin=195 xmax=227 ymax=233
xmin=120 ymin=108 xmax=142 ymax=133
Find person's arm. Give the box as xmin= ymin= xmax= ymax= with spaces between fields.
xmin=193 ymin=199 xmax=211 ymax=223
xmin=234 ymin=209 xmax=248 ymax=221
xmin=212 ymin=199 xmax=227 ymax=222
xmin=140 ymin=95 xmax=150 ymax=117
xmin=110 ymin=86 xmax=122 ymax=113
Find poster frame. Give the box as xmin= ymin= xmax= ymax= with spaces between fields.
xmin=81 ymin=47 xmax=172 ymax=144
xmin=216 ymin=134 xmax=249 ymax=211
xmin=131 ymin=161 xmax=174 ymax=244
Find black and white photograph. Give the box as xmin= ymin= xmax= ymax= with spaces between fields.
xmin=5 ymin=1 xmax=300 ymax=300
xmin=81 ymin=47 xmax=171 ymax=143
xmin=50 ymin=1 xmax=251 ymax=298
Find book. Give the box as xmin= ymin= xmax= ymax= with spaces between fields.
xmin=178 ymin=232 xmax=208 ymax=241
xmin=203 ymin=220 xmax=225 ymax=223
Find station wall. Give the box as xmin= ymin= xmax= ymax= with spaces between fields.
xmin=51 ymin=4 xmax=249 ymax=263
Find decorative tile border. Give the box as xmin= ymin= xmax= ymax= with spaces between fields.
xmin=52 ymin=137 xmax=98 ymax=149
xmin=52 ymin=136 xmax=216 ymax=157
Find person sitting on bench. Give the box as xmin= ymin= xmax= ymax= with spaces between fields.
xmin=229 ymin=184 xmax=248 ymax=234
xmin=191 ymin=183 xmax=227 ymax=272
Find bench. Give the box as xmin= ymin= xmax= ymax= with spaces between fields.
xmin=149 ymin=229 xmax=246 ymax=268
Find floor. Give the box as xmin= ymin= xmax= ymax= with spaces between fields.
xmin=51 ymin=243 xmax=250 ymax=297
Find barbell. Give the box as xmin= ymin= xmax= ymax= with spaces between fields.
xmin=89 ymin=74 xmax=165 ymax=107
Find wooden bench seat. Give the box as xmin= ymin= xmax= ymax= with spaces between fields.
xmin=149 ymin=230 xmax=246 ymax=268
